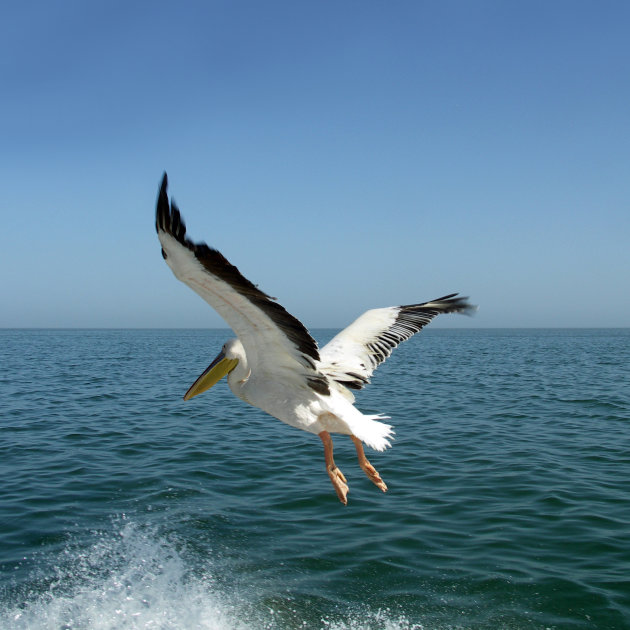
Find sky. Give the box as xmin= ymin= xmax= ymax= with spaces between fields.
xmin=1 ymin=1 xmax=629 ymax=328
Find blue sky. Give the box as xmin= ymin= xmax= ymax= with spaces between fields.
xmin=1 ymin=1 xmax=628 ymax=328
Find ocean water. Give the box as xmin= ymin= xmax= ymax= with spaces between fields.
xmin=1 ymin=328 xmax=629 ymax=630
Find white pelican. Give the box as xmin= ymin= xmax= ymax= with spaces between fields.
xmin=156 ymin=173 xmax=475 ymax=504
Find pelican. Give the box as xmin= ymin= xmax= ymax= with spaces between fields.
xmin=156 ymin=173 xmax=475 ymax=504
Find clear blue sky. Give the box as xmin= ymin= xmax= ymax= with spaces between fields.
xmin=1 ymin=1 xmax=628 ymax=328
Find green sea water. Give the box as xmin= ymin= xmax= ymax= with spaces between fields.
xmin=1 ymin=328 xmax=629 ymax=629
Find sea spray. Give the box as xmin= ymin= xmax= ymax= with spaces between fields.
xmin=2 ymin=517 xmax=251 ymax=630
xmin=1 ymin=517 xmax=432 ymax=630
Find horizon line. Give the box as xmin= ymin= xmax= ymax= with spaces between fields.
xmin=2 ymin=326 xmax=628 ymax=331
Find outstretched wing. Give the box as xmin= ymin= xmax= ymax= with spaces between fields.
xmin=319 ymin=295 xmax=475 ymax=393
xmin=156 ymin=173 xmax=329 ymax=395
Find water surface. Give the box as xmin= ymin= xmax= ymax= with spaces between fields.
xmin=1 ymin=328 xmax=629 ymax=629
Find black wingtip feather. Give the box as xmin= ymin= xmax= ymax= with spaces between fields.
xmin=402 ymin=294 xmax=477 ymax=316
xmin=156 ymin=172 xmax=171 ymax=234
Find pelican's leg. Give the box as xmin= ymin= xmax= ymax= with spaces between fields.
xmin=318 ymin=430 xmax=349 ymax=505
xmin=351 ymin=436 xmax=388 ymax=493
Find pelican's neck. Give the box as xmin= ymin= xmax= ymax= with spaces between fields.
xmin=224 ymin=340 xmax=251 ymax=403
xmin=227 ymin=355 xmax=250 ymax=385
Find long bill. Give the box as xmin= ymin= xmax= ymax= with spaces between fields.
xmin=183 ymin=351 xmax=239 ymax=400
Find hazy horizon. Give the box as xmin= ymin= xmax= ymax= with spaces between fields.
xmin=3 ymin=326 xmax=628 ymax=331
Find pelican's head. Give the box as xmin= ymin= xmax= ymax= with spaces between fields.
xmin=183 ymin=339 xmax=243 ymax=400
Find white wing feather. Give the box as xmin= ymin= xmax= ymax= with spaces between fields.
xmin=320 ymin=296 xmax=475 ymax=394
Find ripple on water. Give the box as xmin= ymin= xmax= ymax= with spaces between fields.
xmin=1 ymin=329 xmax=629 ymax=629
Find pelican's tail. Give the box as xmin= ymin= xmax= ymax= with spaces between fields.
xmin=353 ymin=414 xmax=395 ymax=452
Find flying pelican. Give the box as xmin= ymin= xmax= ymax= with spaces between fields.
xmin=156 ymin=173 xmax=475 ymax=504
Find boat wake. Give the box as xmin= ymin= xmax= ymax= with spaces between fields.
xmin=1 ymin=517 xmax=427 ymax=630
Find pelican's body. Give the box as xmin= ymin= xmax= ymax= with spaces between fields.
xmin=156 ymin=173 xmax=475 ymax=504
xmin=221 ymin=339 xmax=393 ymax=447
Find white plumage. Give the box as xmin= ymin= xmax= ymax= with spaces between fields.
xmin=156 ymin=173 xmax=475 ymax=504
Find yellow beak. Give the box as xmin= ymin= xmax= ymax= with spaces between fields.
xmin=183 ymin=351 xmax=239 ymax=400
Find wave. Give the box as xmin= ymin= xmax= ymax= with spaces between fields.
xmin=1 ymin=518 xmax=428 ymax=630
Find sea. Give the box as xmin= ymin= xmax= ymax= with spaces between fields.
xmin=1 ymin=328 xmax=629 ymax=630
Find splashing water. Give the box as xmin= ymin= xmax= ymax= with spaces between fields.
xmin=2 ymin=518 xmax=432 ymax=630
xmin=4 ymin=519 xmax=244 ymax=630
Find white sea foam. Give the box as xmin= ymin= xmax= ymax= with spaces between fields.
xmin=1 ymin=518 xmax=430 ymax=630
xmin=2 ymin=518 xmax=249 ymax=630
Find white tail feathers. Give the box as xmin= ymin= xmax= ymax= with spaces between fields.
xmin=353 ymin=414 xmax=395 ymax=452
